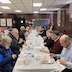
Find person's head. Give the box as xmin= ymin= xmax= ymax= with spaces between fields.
xmin=20 ymin=26 xmax=25 ymax=31
xmin=46 ymin=30 xmax=52 ymax=38
xmin=60 ymin=34 xmax=71 ymax=48
xmin=1 ymin=36 xmax=12 ymax=49
xmin=38 ymin=26 xmax=41 ymax=31
xmin=5 ymin=27 xmax=8 ymax=30
xmin=12 ymin=28 xmax=19 ymax=39
xmin=50 ymin=30 xmax=60 ymax=41
xmin=26 ymin=26 xmax=30 ymax=31
xmin=35 ymin=26 xmax=39 ymax=32
xmin=29 ymin=25 xmax=32 ymax=29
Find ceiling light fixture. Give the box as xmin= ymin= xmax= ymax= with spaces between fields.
xmin=33 ymin=11 xmax=39 ymax=13
xmin=1 ymin=6 xmax=11 ymax=9
xmin=15 ymin=10 xmax=22 ymax=12
xmin=40 ymin=8 xmax=47 ymax=11
xmin=33 ymin=3 xmax=42 ymax=7
xmin=0 ymin=0 xmax=11 ymax=4
xmin=47 ymin=8 xmax=60 ymax=11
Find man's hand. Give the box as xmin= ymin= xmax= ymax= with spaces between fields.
xmin=40 ymin=48 xmax=50 ymax=53
xmin=12 ymin=54 xmax=17 ymax=59
xmin=50 ymin=53 xmax=56 ymax=58
xmin=40 ymin=48 xmax=45 ymax=52
xmin=18 ymin=38 xmax=23 ymax=44
xmin=59 ymin=60 xmax=67 ymax=66
xmin=24 ymin=42 xmax=27 ymax=46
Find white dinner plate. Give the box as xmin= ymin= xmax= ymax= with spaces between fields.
xmin=43 ymin=59 xmax=55 ymax=64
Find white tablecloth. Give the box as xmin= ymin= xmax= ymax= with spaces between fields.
xmin=13 ymin=46 xmax=63 ymax=72
xmin=13 ymin=31 xmax=63 ymax=72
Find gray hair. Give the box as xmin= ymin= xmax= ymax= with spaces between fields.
xmin=65 ymin=36 xmax=71 ymax=41
xmin=1 ymin=36 xmax=12 ymax=42
xmin=20 ymin=26 xmax=25 ymax=30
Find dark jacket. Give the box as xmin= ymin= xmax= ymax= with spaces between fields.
xmin=39 ymin=30 xmax=46 ymax=37
xmin=19 ymin=30 xmax=26 ymax=41
xmin=19 ymin=30 xmax=25 ymax=47
xmin=0 ymin=44 xmax=13 ymax=72
xmin=9 ymin=33 xmax=20 ymax=55
xmin=44 ymin=37 xmax=54 ymax=49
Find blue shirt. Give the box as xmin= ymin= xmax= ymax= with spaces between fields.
xmin=57 ymin=43 xmax=72 ymax=69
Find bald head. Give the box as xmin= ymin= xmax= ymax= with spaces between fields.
xmin=60 ymin=34 xmax=71 ymax=48
xmin=12 ymin=28 xmax=19 ymax=39
xmin=12 ymin=28 xmax=18 ymax=33
xmin=60 ymin=34 xmax=71 ymax=42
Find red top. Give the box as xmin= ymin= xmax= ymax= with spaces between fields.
xmin=50 ymin=39 xmax=63 ymax=54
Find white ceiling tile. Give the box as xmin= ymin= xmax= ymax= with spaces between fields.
xmin=15 ymin=4 xmax=24 ymax=7
xmin=22 ymin=0 xmax=32 ymax=4
xmin=10 ymin=0 xmax=21 ymax=4
xmin=52 ymin=0 xmax=67 ymax=5
xmin=43 ymin=0 xmax=56 ymax=5
xmin=24 ymin=4 xmax=32 ymax=7
xmin=0 ymin=0 xmax=71 ymax=14
xmin=33 ymin=0 xmax=43 ymax=3
xmin=34 ymin=7 xmax=40 ymax=11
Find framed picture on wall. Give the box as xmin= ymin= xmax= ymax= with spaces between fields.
xmin=7 ymin=18 xmax=12 ymax=26
xmin=0 ymin=19 xmax=6 ymax=26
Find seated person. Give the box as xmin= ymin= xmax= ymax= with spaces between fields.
xmin=19 ymin=26 xmax=26 ymax=47
xmin=44 ymin=30 xmax=54 ymax=49
xmin=9 ymin=28 xmax=23 ymax=55
xmin=0 ymin=36 xmax=17 ymax=72
xmin=19 ymin=26 xmax=26 ymax=41
xmin=25 ymin=26 xmax=31 ymax=36
xmin=39 ymin=26 xmax=46 ymax=37
xmin=50 ymin=35 xmax=72 ymax=72
xmin=40 ymin=30 xmax=63 ymax=54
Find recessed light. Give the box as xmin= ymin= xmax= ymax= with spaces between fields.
xmin=40 ymin=12 xmax=53 ymax=14
xmin=33 ymin=3 xmax=42 ymax=7
xmin=40 ymin=8 xmax=47 ymax=11
xmin=0 ymin=0 xmax=11 ymax=4
xmin=33 ymin=11 xmax=39 ymax=13
xmin=15 ymin=10 xmax=22 ymax=12
xmin=47 ymin=8 xmax=60 ymax=11
xmin=1 ymin=6 xmax=11 ymax=9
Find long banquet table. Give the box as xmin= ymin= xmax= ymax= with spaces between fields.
xmin=13 ymin=30 xmax=63 ymax=72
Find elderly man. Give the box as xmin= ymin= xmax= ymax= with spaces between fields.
xmin=40 ymin=30 xmax=63 ymax=54
xmin=0 ymin=36 xmax=17 ymax=72
xmin=19 ymin=26 xmax=26 ymax=41
xmin=9 ymin=28 xmax=23 ymax=55
xmin=50 ymin=35 xmax=72 ymax=72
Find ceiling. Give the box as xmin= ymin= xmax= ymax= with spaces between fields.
xmin=0 ymin=0 xmax=72 ymax=14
